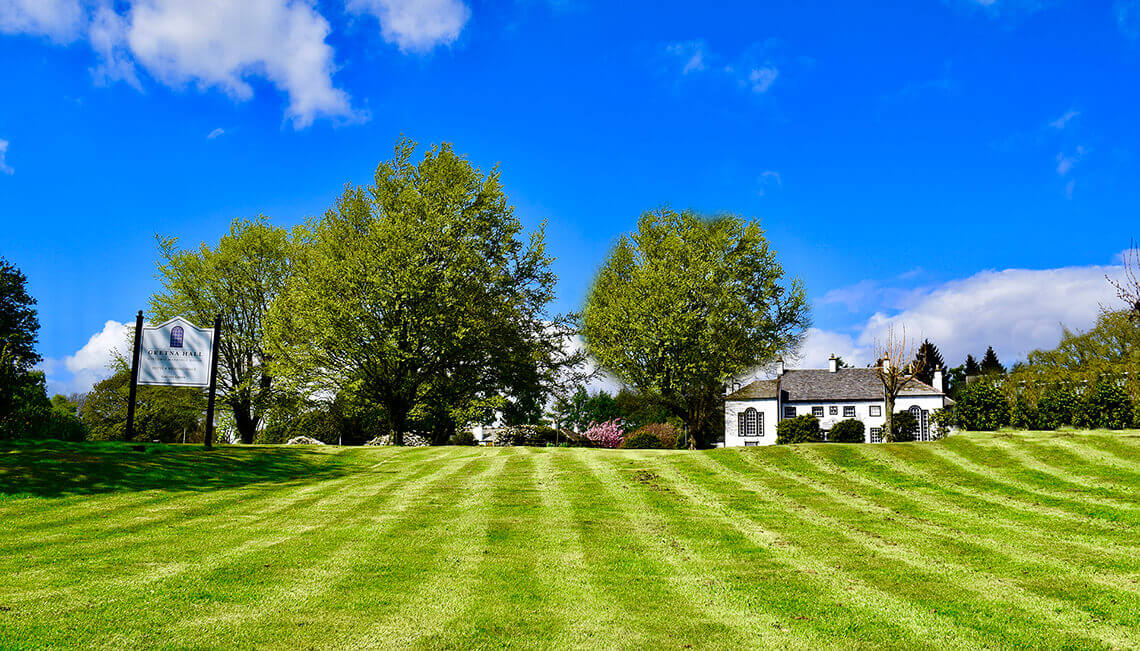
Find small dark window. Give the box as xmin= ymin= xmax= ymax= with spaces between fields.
xmin=812 ymin=406 xmax=824 ymax=418
xmin=829 ymin=406 xmax=838 ymax=416
xmin=745 ymin=441 xmax=759 ymax=447
xmin=869 ymin=405 xmax=882 ymax=417
xmin=843 ymin=406 xmax=856 ymax=418
xmin=870 ymin=427 xmax=883 ymax=443
xmin=170 ymin=326 xmax=184 ymax=348
xmin=783 ymin=406 xmax=796 ymax=419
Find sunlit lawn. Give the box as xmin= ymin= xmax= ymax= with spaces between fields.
xmin=1 ymin=431 xmax=1137 ymax=649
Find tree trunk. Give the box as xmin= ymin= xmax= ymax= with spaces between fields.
xmin=230 ymin=398 xmax=258 ymax=444
xmin=390 ymin=406 xmax=408 ymax=446
xmin=883 ymin=393 xmax=895 ymax=442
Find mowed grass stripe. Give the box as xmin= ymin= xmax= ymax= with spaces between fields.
xmin=426 ymin=448 xmax=579 ymax=647
xmin=1033 ymin=436 xmax=1140 ymax=482
xmin=642 ymin=452 xmax=970 ymax=649
xmin=2 ymin=447 xmax=454 ymax=607
xmin=818 ymin=444 xmax=1139 ymax=552
xmin=561 ymin=449 xmax=787 ymax=648
xmin=669 ymin=452 xmax=1108 ymax=649
xmin=858 ymin=444 xmax=1137 ymax=535
xmin=982 ymin=437 xmax=1138 ymax=496
xmin=319 ymin=451 xmax=507 ymax=648
xmin=724 ymin=446 xmax=1140 ymax=639
xmin=56 ymin=448 xmax=478 ymax=647
xmin=613 ymin=451 xmax=945 ymax=648
xmin=791 ymin=445 xmax=1140 ymax=588
xmin=937 ymin=437 xmax=1139 ymax=511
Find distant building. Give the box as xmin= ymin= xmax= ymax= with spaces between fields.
xmin=723 ymin=356 xmax=953 ymax=446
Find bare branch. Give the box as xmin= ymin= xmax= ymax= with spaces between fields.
xmin=1108 ymin=239 xmax=1140 ymax=321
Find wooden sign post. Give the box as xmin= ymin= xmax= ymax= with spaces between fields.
xmin=125 ymin=312 xmax=221 ymax=449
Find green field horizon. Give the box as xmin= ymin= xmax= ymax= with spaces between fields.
xmin=2 ymin=431 xmax=1138 ymax=649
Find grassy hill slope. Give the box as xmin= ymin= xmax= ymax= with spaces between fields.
xmin=1 ymin=431 xmax=1137 ymax=649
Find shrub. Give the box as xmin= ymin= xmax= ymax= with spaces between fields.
xmin=954 ymin=381 xmax=1009 ymax=431
xmin=491 ymin=425 xmax=566 ymax=446
xmin=776 ymin=414 xmax=822 ymax=444
xmin=930 ymin=408 xmax=953 ymax=439
xmin=1009 ymin=394 xmax=1039 ymax=430
xmin=1080 ymin=378 xmax=1133 ymax=430
xmin=628 ymin=422 xmax=681 ymax=449
xmin=889 ymin=411 xmax=918 ymax=442
xmin=449 ymin=431 xmax=477 ymax=446
xmin=619 ymin=431 xmax=664 ymax=449
xmin=1036 ymin=384 xmax=1081 ymax=430
xmin=827 ymin=418 xmax=865 ymax=443
xmin=584 ymin=419 xmax=624 ymax=448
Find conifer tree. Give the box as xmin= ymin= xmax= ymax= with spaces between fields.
xmin=980 ymin=346 xmax=1005 ymax=375
xmin=912 ymin=339 xmax=945 ymax=385
xmin=964 ymin=354 xmax=981 ymax=376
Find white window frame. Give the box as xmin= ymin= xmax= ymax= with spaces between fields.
xmin=783 ymin=406 xmax=796 ymax=419
xmin=869 ymin=405 xmax=882 ymax=417
xmin=843 ymin=405 xmax=856 ymax=418
xmin=812 ymin=406 xmax=824 ymax=418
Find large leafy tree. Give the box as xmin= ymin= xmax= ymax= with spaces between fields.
xmin=150 ymin=216 xmax=293 ymax=444
xmin=81 ymin=368 xmax=206 ymax=442
xmin=0 ymin=258 xmax=49 ymax=439
xmin=266 ymin=139 xmax=573 ymax=444
xmin=582 ymin=208 xmax=810 ymax=448
xmin=0 ymin=257 xmax=40 ymax=372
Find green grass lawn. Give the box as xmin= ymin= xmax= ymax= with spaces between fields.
xmin=1 ymin=431 xmax=1138 ymax=649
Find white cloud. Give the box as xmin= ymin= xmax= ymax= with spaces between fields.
xmin=1049 ymin=109 xmax=1079 ymax=129
xmin=127 ymin=0 xmax=355 ymax=128
xmin=792 ymin=328 xmax=870 ymax=369
xmin=1117 ymin=0 xmax=1139 ymax=38
xmin=665 ymin=40 xmax=706 ymax=75
xmin=665 ymin=40 xmax=782 ymax=95
xmin=0 ymin=138 xmax=12 ymax=175
xmin=757 ymin=170 xmax=781 ymax=196
xmin=0 ymin=0 xmax=84 ymax=41
xmin=43 ymin=320 xmax=128 ymax=395
xmin=347 ymin=0 xmax=469 ymax=52
xmin=1055 ymin=145 xmax=1084 ymax=175
xmin=206 ymin=127 xmax=224 ymax=139
xmin=0 ymin=0 xmax=360 ymax=128
xmin=747 ymin=66 xmax=778 ymax=93
xmin=806 ymin=262 xmax=1123 ymax=371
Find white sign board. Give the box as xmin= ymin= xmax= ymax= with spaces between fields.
xmin=137 ymin=317 xmax=214 ymax=388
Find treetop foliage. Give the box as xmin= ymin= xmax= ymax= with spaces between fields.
xmin=583 ymin=207 xmax=810 ymax=447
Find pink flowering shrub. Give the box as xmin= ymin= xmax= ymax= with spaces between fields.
xmin=584 ymin=419 xmax=624 ymax=448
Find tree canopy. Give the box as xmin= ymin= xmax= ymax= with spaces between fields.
xmin=582 ymin=207 xmax=809 ymax=447
xmin=913 ymin=339 xmax=945 ymax=385
xmin=150 ymin=216 xmax=294 ymax=443
xmin=266 ymin=139 xmax=576 ymax=444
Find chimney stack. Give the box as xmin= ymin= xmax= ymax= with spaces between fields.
xmin=933 ymin=365 xmax=944 ymax=393
xmin=828 ymin=354 xmax=838 ymax=373
xmin=775 ymin=358 xmax=785 ymax=376
xmin=880 ymin=358 xmax=890 ymax=373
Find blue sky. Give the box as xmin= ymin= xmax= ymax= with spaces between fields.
xmin=1 ymin=0 xmax=1138 ymax=394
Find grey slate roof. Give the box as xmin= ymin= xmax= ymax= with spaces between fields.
xmin=726 ymin=368 xmax=945 ymax=402
xmin=725 ymin=379 xmax=778 ymax=400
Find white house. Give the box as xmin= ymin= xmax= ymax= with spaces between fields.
xmin=723 ymin=356 xmax=954 ymax=446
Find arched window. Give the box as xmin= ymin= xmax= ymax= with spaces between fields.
xmin=738 ymin=407 xmax=762 ymax=437
xmin=170 ymin=326 xmax=184 ymax=348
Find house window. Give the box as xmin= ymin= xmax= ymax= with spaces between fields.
xmin=870 ymin=427 xmax=883 ymax=443
xmin=737 ymin=408 xmax=763 ymax=438
xmin=812 ymin=406 xmax=824 ymax=418
xmin=783 ymin=406 xmax=796 ymax=419
xmin=829 ymin=406 xmax=838 ymax=416
xmin=869 ymin=405 xmax=882 ymax=417
xmin=843 ymin=406 xmax=856 ymax=418
xmin=744 ymin=440 xmax=759 ymax=447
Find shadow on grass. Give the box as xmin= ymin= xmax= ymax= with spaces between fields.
xmin=0 ymin=440 xmax=349 ymax=498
